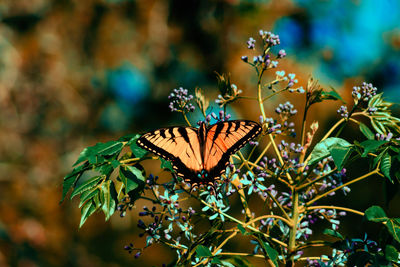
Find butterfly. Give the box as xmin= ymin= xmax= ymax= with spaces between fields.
xmin=136 ymin=120 xmax=262 ymax=189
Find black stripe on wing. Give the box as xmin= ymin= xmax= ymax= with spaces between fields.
xmin=136 ymin=128 xmax=200 ymax=180
xmin=207 ymin=120 xmax=262 ymax=179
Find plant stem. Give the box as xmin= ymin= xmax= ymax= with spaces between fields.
xmin=182 ymin=112 xmax=192 ymax=127
xmin=218 ymin=252 xmax=265 ymax=258
xmin=304 ymin=205 xmax=364 ymax=216
xmin=305 ymin=168 xmax=380 ymax=206
xmin=258 ymin=68 xmax=267 ymax=119
xmin=198 ymin=198 xmax=287 ymax=247
xmin=265 ymin=190 xmax=291 ymax=221
xmin=296 ymin=168 xmax=337 ymax=190
xmin=268 ymin=134 xmax=294 ymax=184
xmin=213 ymin=231 xmax=237 ymax=255
xmin=288 ymin=190 xmax=300 ymax=258
xmin=262 ymin=87 xmax=288 ymax=102
xmin=251 ymin=141 xmax=272 ymax=169
xmin=245 ymin=214 xmax=293 ymax=227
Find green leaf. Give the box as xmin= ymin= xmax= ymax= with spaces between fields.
xmin=211 ymin=257 xmax=223 ymax=265
xmin=120 ymin=165 xmax=145 ymax=193
xmin=96 ymin=163 xmax=114 ymax=176
xmin=385 ymin=245 xmax=399 ymax=262
xmin=237 ymin=224 xmax=250 ymax=235
xmin=61 ymin=163 xmax=89 ymax=202
xmin=359 ymin=123 xmax=375 ymax=140
xmin=323 ymin=228 xmax=344 ymax=240
xmin=74 ymin=141 xmax=124 ymax=166
xmin=101 ymin=180 xmax=117 ymax=221
xmin=160 ymin=158 xmax=174 ymax=172
xmin=386 ymin=219 xmax=400 ymax=243
xmin=321 ymin=88 xmax=343 ymax=102
xmin=381 ymin=153 xmax=392 ymax=182
xmin=79 ymin=188 xmax=100 ymax=208
xmin=365 ymin=206 xmax=388 ymax=223
xmin=360 ymin=140 xmax=387 ymax=157
xmin=111 ymin=160 xmax=120 ymax=168
xmin=70 ymin=175 xmax=103 ymax=200
xmin=330 ymin=146 xmax=352 ymax=170
xmin=259 ymin=241 xmax=278 ymax=266
xmin=308 ymin=137 xmax=351 ymax=166
xmin=129 ymin=134 xmax=148 ymax=158
xmin=196 ymin=245 xmax=212 ymax=258
xmin=79 ymin=200 xmax=97 ymax=228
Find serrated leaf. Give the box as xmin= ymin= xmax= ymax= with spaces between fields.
xmin=371 ymin=119 xmax=386 ymax=134
xmin=359 ymin=123 xmax=375 ymax=140
xmin=74 ymin=141 xmax=124 ymax=166
xmin=308 ymin=137 xmax=351 ymax=165
xmin=101 ymin=180 xmax=117 ymax=221
xmin=196 ymin=245 xmax=212 ymax=258
xmin=120 ymin=165 xmax=145 ymax=193
xmin=96 ymin=163 xmax=114 ymax=176
xmin=211 ymin=257 xmax=223 ymax=264
xmin=79 ymin=200 xmax=97 ymax=228
xmin=323 ymin=228 xmax=344 ymax=240
xmin=329 ymin=146 xmax=352 ymax=170
xmin=365 ymin=206 xmax=388 ymax=223
xmin=258 ymin=241 xmax=278 ymax=266
xmin=61 ymin=163 xmax=89 ymax=202
xmin=130 ymin=134 xmax=148 ymax=158
xmin=386 ymin=219 xmax=400 ymax=243
xmin=381 ymin=153 xmax=392 ymax=182
xmin=385 ymin=245 xmax=399 ymax=261
xmin=321 ymin=88 xmax=343 ymax=101
xmin=360 ymin=140 xmax=387 ymax=157
xmin=160 ymin=158 xmax=174 ymax=172
xmin=71 ymin=176 xmax=103 ymax=200
xmin=111 ymin=160 xmax=120 ymax=168
xmin=79 ymin=188 xmax=100 ymax=208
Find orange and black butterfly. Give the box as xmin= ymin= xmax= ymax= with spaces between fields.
xmin=136 ymin=120 xmax=262 ymax=189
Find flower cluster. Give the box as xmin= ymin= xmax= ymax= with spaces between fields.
xmin=275 ymin=101 xmax=298 ymax=117
xmin=275 ymin=71 xmax=304 ymax=92
xmin=259 ymin=30 xmax=281 ymax=47
xmin=352 ymin=82 xmax=377 ymax=103
xmin=337 ymin=105 xmax=349 ymax=118
xmin=168 ymin=87 xmax=195 ymax=112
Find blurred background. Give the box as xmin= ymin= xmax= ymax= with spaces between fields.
xmin=1 ymin=0 xmax=400 ymax=266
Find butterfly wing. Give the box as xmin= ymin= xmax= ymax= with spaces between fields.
xmin=203 ymin=120 xmax=262 ymax=178
xmin=136 ymin=127 xmax=203 ymax=183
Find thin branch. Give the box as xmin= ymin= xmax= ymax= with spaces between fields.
xmin=245 ymin=214 xmax=293 ymax=228
xmin=119 ymin=156 xmax=159 ymax=164
xmin=305 ymin=205 xmax=364 ymax=216
xmin=265 ymin=190 xmax=291 ymax=221
xmin=213 ymin=231 xmax=237 ymax=255
xmin=252 ymin=140 xmax=272 ymax=169
xmin=262 ymin=87 xmax=288 ymax=102
xmin=296 ymin=168 xmax=337 ymax=191
xmin=198 ymin=198 xmax=287 ymax=247
xmin=305 ymin=168 xmax=380 ymax=206
xmin=268 ymin=134 xmax=294 ymax=184
xmin=218 ymin=252 xmax=265 ymax=258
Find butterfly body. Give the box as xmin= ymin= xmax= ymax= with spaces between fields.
xmin=137 ymin=120 xmax=262 ymax=188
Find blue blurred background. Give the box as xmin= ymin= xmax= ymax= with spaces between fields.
xmin=0 ymin=0 xmax=399 ymax=266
